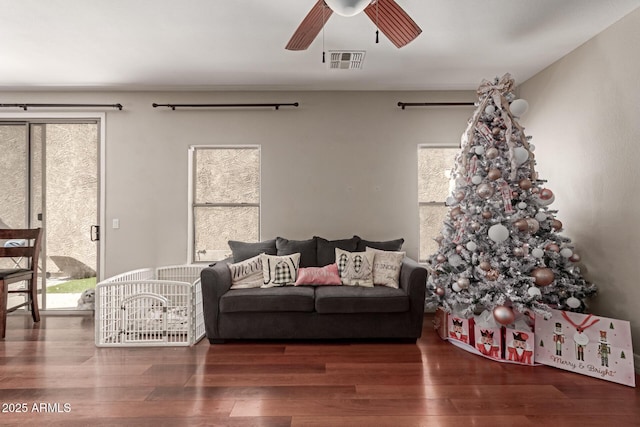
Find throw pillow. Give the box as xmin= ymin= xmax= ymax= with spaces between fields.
xmin=228 ymin=239 xmax=277 ymax=262
xmin=356 ymin=237 xmax=405 ymax=252
xmin=276 ymin=237 xmax=318 ymax=268
xmin=366 ymin=247 xmax=405 ymax=289
xmin=315 ymin=236 xmax=360 ymax=266
xmin=228 ymin=254 xmax=264 ymax=289
xmin=335 ymin=248 xmax=374 ymax=287
xmin=261 ymin=253 xmax=301 ymax=288
xmin=294 ymin=263 xmax=342 ymax=286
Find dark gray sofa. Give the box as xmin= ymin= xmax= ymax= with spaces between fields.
xmin=200 ymin=255 xmax=428 ymax=343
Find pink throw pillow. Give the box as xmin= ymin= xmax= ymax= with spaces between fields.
xmin=295 ymin=263 xmax=342 ymax=286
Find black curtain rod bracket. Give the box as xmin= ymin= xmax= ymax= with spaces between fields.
xmin=397 ymin=102 xmax=475 ymax=110
xmin=0 ymin=103 xmax=123 ymax=111
xmin=152 ymin=103 xmax=299 ymax=111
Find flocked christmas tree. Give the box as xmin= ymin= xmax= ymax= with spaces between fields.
xmin=426 ymin=73 xmax=597 ymax=324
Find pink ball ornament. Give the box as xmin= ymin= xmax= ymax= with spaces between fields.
xmin=436 ymin=254 xmax=446 ymax=263
xmin=569 ymin=253 xmax=581 ymax=262
xmin=531 ymin=267 xmax=555 ymax=286
xmin=435 ymin=287 xmax=445 ymax=297
xmin=456 ymin=245 xmax=464 ymax=253
xmin=540 ymin=188 xmax=554 ymax=200
xmin=526 ymin=218 xmax=540 ymax=234
xmin=493 ymin=306 xmax=515 ymax=325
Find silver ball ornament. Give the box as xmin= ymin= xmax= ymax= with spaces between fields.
xmin=457 ymin=277 xmax=470 ymax=290
xmin=566 ymin=297 xmax=581 ymax=309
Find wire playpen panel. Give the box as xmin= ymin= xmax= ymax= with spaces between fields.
xmin=95 ymin=265 xmax=205 ymax=347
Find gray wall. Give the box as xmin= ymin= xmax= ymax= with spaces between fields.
xmin=0 ymin=90 xmax=474 ymax=275
xmin=519 ymin=8 xmax=640 ymax=357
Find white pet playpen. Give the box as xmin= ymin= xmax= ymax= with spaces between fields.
xmin=95 ymin=265 xmax=206 ymax=347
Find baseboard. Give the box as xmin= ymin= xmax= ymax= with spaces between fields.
xmin=635 ymin=353 xmax=640 ymax=375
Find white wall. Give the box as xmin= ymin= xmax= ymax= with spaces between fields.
xmin=519 ymin=8 xmax=640 ymax=356
xmin=0 ymin=90 xmax=474 ymax=275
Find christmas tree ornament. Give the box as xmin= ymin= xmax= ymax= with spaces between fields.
xmin=514 ymin=219 xmax=529 ymax=231
xmin=531 ymin=267 xmax=555 ymax=286
xmin=485 ymin=147 xmax=499 ymax=159
xmin=509 ymin=99 xmax=529 ymax=117
xmin=471 ymin=175 xmax=483 ymax=185
xmin=482 ymin=211 xmax=493 ymax=219
xmin=531 ymin=248 xmax=544 ymax=258
xmin=474 ymin=146 xmax=485 ymax=155
xmin=517 ymin=202 xmax=528 ymax=210
xmin=545 ymin=243 xmax=559 ymax=252
xmin=457 ymin=277 xmax=470 ymax=289
xmin=540 ymin=188 xmax=554 ymax=200
xmin=492 ymin=127 xmax=501 ymax=136
xmin=452 ymin=282 xmax=462 ymax=292
xmin=456 ymin=245 xmax=464 ymax=253
xmin=535 ymin=194 xmax=555 ymax=207
xmin=488 ymin=224 xmax=509 ymax=242
xmin=513 ymin=247 xmax=524 ymax=257
xmin=454 ymin=190 xmax=466 ymax=201
xmin=529 ymin=143 xmax=536 ymax=152
xmin=486 ymin=269 xmax=499 ymax=280
xmin=436 ymin=254 xmax=446 ymax=263
xmin=448 ymin=254 xmax=463 ymax=267
xmin=526 ymin=218 xmax=540 ymax=233
xmin=550 ymin=219 xmax=563 ymax=230
xmin=518 ymin=178 xmax=532 ymax=190
xmin=477 ymin=183 xmax=494 ymax=199
xmin=566 ymin=297 xmax=581 ymax=308
xmin=513 ymin=147 xmax=530 ymax=165
xmin=560 ymin=248 xmax=573 ymax=258
xmin=569 ymin=253 xmax=581 ymax=262
xmin=487 ymin=169 xmax=502 ymax=180
xmin=535 ymin=212 xmax=548 ymax=222
xmin=527 ymin=287 xmax=542 ymax=297
xmin=493 ymin=305 xmax=515 ymax=325
xmin=450 ymin=207 xmax=462 ymax=219
xmin=466 ymin=241 xmax=478 ymax=251
xmin=470 ymin=222 xmax=481 ymax=231
xmin=479 ymin=261 xmax=491 ymax=271
xmin=435 ymin=287 xmax=445 ymax=297
xmin=485 ymin=105 xmax=496 ymax=115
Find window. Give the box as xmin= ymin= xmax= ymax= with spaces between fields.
xmin=190 ymin=146 xmax=260 ymax=263
xmin=418 ymin=146 xmax=458 ymax=262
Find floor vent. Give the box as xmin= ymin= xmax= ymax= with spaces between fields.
xmin=328 ymin=51 xmax=366 ymax=70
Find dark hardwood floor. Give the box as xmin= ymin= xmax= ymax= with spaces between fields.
xmin=1 ymin=313 xmax=638 ymax=426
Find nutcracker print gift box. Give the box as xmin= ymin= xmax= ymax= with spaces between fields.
xmin=535 ymin=308 xmax=636 ymax=387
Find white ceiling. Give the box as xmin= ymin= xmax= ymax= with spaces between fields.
xmin=1 ymin=0 xmax=639 ymax=91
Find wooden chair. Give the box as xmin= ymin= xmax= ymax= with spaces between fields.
xmin=0 ymin=228 xmax=43 ymax=339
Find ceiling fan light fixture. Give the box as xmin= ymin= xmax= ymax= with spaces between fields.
xmin=324 ymin=0 xmax=371 ymax=17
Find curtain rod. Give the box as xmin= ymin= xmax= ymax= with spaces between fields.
xmin=152 ymin=103 xmax=299 ymax=111
xmin=0 ymin=103 xmax=123 ymax=111
xmin=397 ymin=102 xmax=475 ymax=110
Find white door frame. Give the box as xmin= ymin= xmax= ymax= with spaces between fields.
xmin=0 ymin=112 xmax=106 ymax=282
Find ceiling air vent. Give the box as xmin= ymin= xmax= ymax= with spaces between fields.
xmin=328 ymin=51 xmax=366 ymax=70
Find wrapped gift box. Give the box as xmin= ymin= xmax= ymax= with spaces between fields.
xmin=535 ymin=308 xmax=635 ymax=387
xmin=448 ymin=314 xmax=475 ymax=346
xmin=473 ymin=310 xmax=503 ymax=360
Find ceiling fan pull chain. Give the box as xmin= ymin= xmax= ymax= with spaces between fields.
xmin=322 ymin=3 xmax=326 ymax=62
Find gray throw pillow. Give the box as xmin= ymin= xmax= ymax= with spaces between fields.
xmin=315 ymin=236 xmax=360 ymax=266
xmin=276 ymin=237 xmax=318 ymax=268
xmin=228 ymin=239 xmax=277 ymax=262
xmin=356 ymin=237 xmax=405 ymax=252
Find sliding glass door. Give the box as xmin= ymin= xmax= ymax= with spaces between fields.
xmin=0 ymin=121 xmax=99 ymax=311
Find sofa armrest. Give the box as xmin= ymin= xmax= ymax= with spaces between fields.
xmin=399 ymin=257 xmax=428 ymax=336
xmin=200 ymin=258 xmax=233 ymax=340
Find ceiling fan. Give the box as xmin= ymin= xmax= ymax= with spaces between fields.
xmin=286 ymin=0 xmax=422 ymax=51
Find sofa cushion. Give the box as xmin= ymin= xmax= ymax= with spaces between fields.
xmin=315 ymin=285 xmax=409 ymax=314
xmin=228 ymin=239 xmax=277 ymax=262
xmin=220 ymin=286 xmax=315 ymax=313
xmin=228 ymin=254 xmax=263 ymax=289
xmin=315 ymin=236 xmax=360 ymax=266
xmin=356 ymin=237 xmax=405 ymax=252
xmin=276 ymin=237 xmax=318 ymax=267
xmin=261 ymin=253 xmax=300 ymax=288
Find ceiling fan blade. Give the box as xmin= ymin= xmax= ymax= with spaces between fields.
xmin=364 ymin=0 xmax=422 ymax=48
xmin=286 ymin=0 xmax=333 ymax=51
